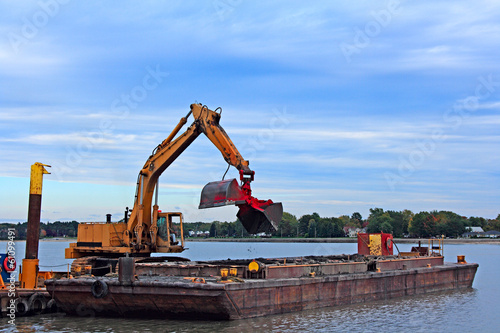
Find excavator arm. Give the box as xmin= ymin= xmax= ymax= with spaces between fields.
xmin=126 ymin=104 xmax=281 ymax=250
xmin=66 ymin=103 xmax=282 ymax=259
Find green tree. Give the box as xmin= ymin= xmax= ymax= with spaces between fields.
xmin=369 ymin=208 xmax=384 ymax=219
xmin=274 ymin=212 xmax=298 ymax=237
xmin=401 ymin=210 xmax=414 ymax=236
xmin=409 ymin=212 xmax=427 ymax=237
xmin=298 ymin=213 xmax=320 ymax=237
xmin=209 ymin=221 xmax=218 ymax=237
xmin=350 ymin=212 xmax=363 ymax=228
xmin=367 ymin=208 xmax=393 ymax=234
xmin=317 ymin=218 xmax=333 ymax=237
xmin=409 ymin=212 xmax=439 ymax=237
xmin=380 ymin=221 xmax=393 ymax=233
xmin=331 ymin=217 xmax=345 ymax=237
xmin=234 ymin=219 xmax=250 ymax=237
xmin=307 ymin=219 xmax=317 ymax=238
xmin=437 ymin=211 xmax=465 ymax=237
xmin=387 ymin=211 xmax=404 ymax=237
xmin=337 ymin=215 xmax=349 ymax=230
xmin=483 ymin=214 xmax=500 ymax=232
xmin=469 ymin=216 xmax=487 ymax=228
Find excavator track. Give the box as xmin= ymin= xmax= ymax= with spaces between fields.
xmin=71 ymin=256 xmax=119 ymax=276
xmin=71 ymin=256 xmax=188 ymax=277
xmin=70 ymin=256 xmax=99 ymax=276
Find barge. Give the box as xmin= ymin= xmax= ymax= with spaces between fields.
xmin=45 ymin=251 xmax=478 ymax=320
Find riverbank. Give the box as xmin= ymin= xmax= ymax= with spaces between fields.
xmin=0 ymin=237 xmax=77 ymax=242
xmin=15 ymin=237 xmax=498 ymax=245
xmin=186 ymin=237 xmax=500 ymax=245
xmin=12 ymin=237 xmax=500 ymax=245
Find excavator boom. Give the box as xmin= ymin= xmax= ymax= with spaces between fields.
xmin=66 ymin=103 xmax=282 ymax=261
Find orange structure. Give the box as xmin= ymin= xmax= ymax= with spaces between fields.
xmin=65 ymin=104 xmax=282 ymax=274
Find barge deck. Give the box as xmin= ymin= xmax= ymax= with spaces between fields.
xmin=45 ymin=255 xmax=478 ymax=320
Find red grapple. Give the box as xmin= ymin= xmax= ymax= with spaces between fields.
xmin=199 ymin=171 xmax=282 ymax=234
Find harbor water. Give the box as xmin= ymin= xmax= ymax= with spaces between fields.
xmin=1 ymin=240 xmax=499 ymax=332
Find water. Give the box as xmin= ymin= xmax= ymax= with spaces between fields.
xmin=2 ymin=240 xmax=499 ymax=332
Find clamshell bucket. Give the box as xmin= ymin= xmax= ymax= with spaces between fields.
xmin=199 ymin=178 xmax=282 ymax=234
xmin=199 ymin=179 xmax=245 ymax=209
xmin=237 ymin=201 xmax=283 ymax=234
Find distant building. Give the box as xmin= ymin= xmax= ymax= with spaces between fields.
xmin=483 ymin=230 xmax=500 ymax=238
xmin=462 ymin=228 xmax=499 ymax=238
xmin=344 ymin=227 xmax=367 ymax=238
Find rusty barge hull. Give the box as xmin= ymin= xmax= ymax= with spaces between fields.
xmin=46 ymin=258 xmax=478 ymax=320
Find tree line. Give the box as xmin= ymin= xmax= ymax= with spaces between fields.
xmin=0 ymin=221 xmax=79 ymax=240
xmin=365 ymin=208 xmax=500 ymax=238
xmin=1 ymin=210 xmax=499 ymax=240
xmin=192 ymin=209 xmax=500 ymax=239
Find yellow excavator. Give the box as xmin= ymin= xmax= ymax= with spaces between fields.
xmin=66 ymin=104 xmax=282 ymax=274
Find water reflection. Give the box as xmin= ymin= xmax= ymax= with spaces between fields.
xmin=4 ymin=289 xmax=479 ymax=333
xmin=1 ymin=241 xmax=497 ymax=333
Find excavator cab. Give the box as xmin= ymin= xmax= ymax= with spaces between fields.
xmin=156 ymin=212 xmax=184 ymax=252
xmin=199 ymin=171 xmax=283 ymax=234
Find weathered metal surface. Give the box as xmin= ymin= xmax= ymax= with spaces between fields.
xmin=118 ymin=257 xmax=135 ymax=286
xmin=136 ymin=263 xmax=230 ymax=278
xmin=357 ymin=233 xmax=394 ymax=256
xmin=223 ymin=262 xmax=478 ymax=319
xmin=134 ymin=256 xmax=445 ymax=279
xmin=199 ymin=179 xmax=245 ymax=209
xmin=26 ymin=162 xmax=50 ymax=260
xmin=45 ymin=258 xmax=478 ymax=320
xmin=47 ymin=277 xmax=231 ymax=319
xmin=26 ymin=194 xmax=42 ymax=260
xmin=266 ymin=261 xmax=367 ymax=279
xmin=236 ymin=201 xmax=283 ymax=234
xmin=199 ymin=178 xmax=283 ymax=235
xmin=0 ymin=290 xmax=54 ymax=317
xmin=134 ymin=255 xmax=365 ymax=278
xmin=377 ymin=256 xmax=444 ymax=271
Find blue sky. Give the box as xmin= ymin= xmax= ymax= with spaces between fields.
xmin=1 ymin=1 xmax=499 ymax=223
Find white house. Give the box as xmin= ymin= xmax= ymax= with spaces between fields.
xmin=344 ymin=227 xmax=367 ymax=238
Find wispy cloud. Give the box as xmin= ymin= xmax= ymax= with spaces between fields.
xmin=1 ymin=132 xmax=137 ymax=146
xmin=0 ymin=1 xmax=499 ymax=222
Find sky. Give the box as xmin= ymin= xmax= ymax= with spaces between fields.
xmin=0 ymin=1 xmax=499 ymax=224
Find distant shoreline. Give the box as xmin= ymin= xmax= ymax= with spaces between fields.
xmin=0 ymin=238 xmax=77 ymax=242
xmin=185 ymin=237 xmax=500 ymax=245
xmin=3 ymin=237 xmax=497 ymax=245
